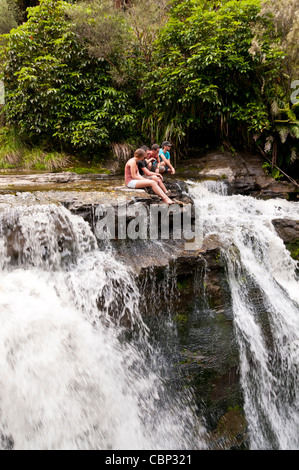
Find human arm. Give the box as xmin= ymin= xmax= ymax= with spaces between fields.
xmin=159 ymin=154 xmax=175 ymax=174
xmin=153 ymin=158 xmax=161 ymax=173
xmin=143 ymin=166 xmax=163 ymax=179
xmin=130 ymin=160 xmax=147 ymax=180
xmin=145 ymin=158 xmax=155 ymax=171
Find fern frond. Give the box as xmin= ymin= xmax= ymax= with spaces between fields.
xmin=271 ymin=100 xmax=280 ymax=117
xmin=290 ymin=147 xmax=298 ymax=164
xmin=276 ymin=125 xmax=289 ymax=143
xmin=290 ymin=124 xmax=299 ymax=139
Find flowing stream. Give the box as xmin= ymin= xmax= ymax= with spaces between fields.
xmin=1 ymin=182 xmax=299 ymax=450
xmin=0 ymin=194 xmax=205 ymax=450
xmin=189 ymin=181 xmax=299 ymax=450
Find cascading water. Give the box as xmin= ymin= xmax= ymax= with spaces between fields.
xmin=188 ymin=180 xmax=299 ymax=450
xmin=0 ymin=194 xmax=206 ymax=450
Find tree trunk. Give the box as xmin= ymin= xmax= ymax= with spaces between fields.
xmin=114 ymin=0 xmax=131 ymax=9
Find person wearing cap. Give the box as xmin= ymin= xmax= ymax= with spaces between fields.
xmin=136 ymin=149 xmax=171 ymax=195
xmin=159 ymin=141 xmax=175 ymax=175
xmin=124 ymin=148 xmax=175 ymax=204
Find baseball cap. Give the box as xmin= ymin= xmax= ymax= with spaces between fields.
xmin=161 ymin=141 xmax=172 ymax=147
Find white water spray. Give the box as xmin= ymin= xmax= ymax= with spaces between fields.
xmin=189 ymin=180 xmax=299 ymax=450
xmin=0 ymin=195 xmax=205 ymax=450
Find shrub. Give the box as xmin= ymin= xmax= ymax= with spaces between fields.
xmin=0 ymin=0 xmax=136 ymax=156
xmin=141 ymin=0 xmax=284 ymax=151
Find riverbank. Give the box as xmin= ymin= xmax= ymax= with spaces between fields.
xmin=1 ymin=149 xmax=298 ymax=316
xmin=1 ymin=150 xmax=299 ymax=449
xmin=1 ymin=149 xmax=298 ymax=197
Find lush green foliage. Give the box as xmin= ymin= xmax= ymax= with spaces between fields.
xmin=0 ymin=0 xmax=298 ymax=172
xmin=257 ymin=0 xmax=299 ymax=169
xmin=0 ymin=125 xmax=72 ymax=170
xmin=67 ymin=0 xmax=169 ymax=92
xmin=65 ymin=0 xmax=131 ymax=78
xmin=261 ymin=0 xmax=299 ymax=81
xmin=0 ymin=0 xmax=136 ymax=154
xmin=141 ymin=1 xmax=283 ymax=150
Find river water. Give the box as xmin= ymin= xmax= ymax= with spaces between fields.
xmin=0 ymin=181 xmax=299 ymax=450
xmin=188 ymin=181 xmax=299 ymax=450
xmin=0 ymin=194 xmax=205 ymax=450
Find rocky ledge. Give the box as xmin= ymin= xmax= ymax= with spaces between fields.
xmin=0 ymin=176 xmax=225 ymax=315
xmin=5 ymin=160 xmax=295 ymax=450
xmin=176 ymin=150 xmax=299 ymax=200
xmin=1 ymin=149 xmax=298 ymax=200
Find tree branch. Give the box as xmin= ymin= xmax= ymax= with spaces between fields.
xmin=258 ymin=145 xmax=299 ymax=189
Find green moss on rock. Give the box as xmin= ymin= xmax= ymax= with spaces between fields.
xmin=286 ymin=240 xmax=299 ymax=261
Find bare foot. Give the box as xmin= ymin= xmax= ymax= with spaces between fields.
xmin=173 ymin=199 xmax=187 ymax=206
xmin=163 ymin=197 xmax=176 ymax=204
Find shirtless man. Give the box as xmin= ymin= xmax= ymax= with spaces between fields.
xmin=146 ymin=144 xmax=161 ymax=173
xmin=125 ymin=148 xmax=174 ymax=204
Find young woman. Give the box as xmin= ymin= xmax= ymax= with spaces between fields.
xmin=125 ymin=148 xmax=175 ymax=204
xmin=136 ymin=150 xmax=170 ymax=194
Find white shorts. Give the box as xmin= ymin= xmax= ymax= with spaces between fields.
xmin=127 ymin=180 xmax=138 ymax=189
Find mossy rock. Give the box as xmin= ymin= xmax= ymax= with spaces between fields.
xmin=210 ymin=407 xmax=249 ymax=450
xmin=286 ymin=240 xmax=299 ymax=261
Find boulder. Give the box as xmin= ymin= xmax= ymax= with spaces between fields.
xmin=176 ymin=151 xmax=299 ymax=199
xmin=272 ymin=218 xmax=299 ymax=243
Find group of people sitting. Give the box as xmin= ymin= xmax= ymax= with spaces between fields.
xmin=124 ymin=141 xmax=176 ymax=204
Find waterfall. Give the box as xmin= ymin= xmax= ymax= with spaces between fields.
xmin=0 ymin=195 xmax=205 ymax=450
xmin=189 ymin=181 xmax=299 ymax=450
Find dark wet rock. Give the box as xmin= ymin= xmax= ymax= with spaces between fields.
xmin=0 ymin=432 xmax=14 ymax=450
xmin=1 ymin=160 xmax=281 ymax=449
xmin=201 ymin=246 xmax=231 ymax=313
xmin=177 ymin=151 xmax=299 ymax=199
xmin=272 ymin=218 xmax=299 ymax=243
xmin=58 ymin=179 xmax=195 ymax=240
xmin=208 ymin=407 xmax=249 ymax=450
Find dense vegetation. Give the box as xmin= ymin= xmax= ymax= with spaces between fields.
xmin=0 ymin=0 xmax=298 ymax=175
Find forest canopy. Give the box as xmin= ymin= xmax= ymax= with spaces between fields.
xmin=0 ymin=0 xmax=298 ymax=172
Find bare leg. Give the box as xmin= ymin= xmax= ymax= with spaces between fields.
xmin=134 ymin=179 xmax=174 ymax=204
xmin=150 ymin=175 xmax=168 ymax=194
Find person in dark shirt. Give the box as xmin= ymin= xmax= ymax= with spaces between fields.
xmin=124 ymin=148 xmax=174 ymax=204
xmin=136 ymin=149 xmax=170 ymax=195
xmin=137 ymin=158 xmax=148 ymax=176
